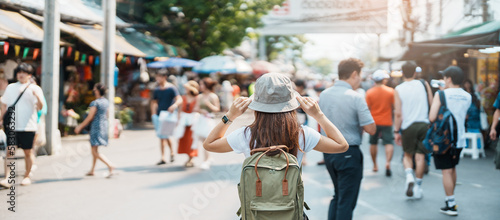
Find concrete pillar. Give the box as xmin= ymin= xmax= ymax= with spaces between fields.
xmin=41 ymin=0 xmax=61 ymax=155
xmin=101 ymin=0 xmax=116 ymax=135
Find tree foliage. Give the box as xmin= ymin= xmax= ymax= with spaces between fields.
xmin=264 ymin=35 xmax=308 ymax=61
xmin=306 ymin=57 xmax=334 ymax=76
xmin=144 ymin=0 xmax=284 ymax=60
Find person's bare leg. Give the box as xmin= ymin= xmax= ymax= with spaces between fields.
xmin=442 ymin=168 xmax=455 ymax=196
xmin=3 ymin=146 xmax=15 ymax=182
xmin=165 ymin=138 xmax=174 ymax=162
xmin=403 ymin=153 xmax=414 ymax=170
xmin=201 ymin=138 xmax=209 ymax=162
xmin=370 ymin=144 xmax=378 ymax=171
xmin=160 ymin=139 xmax=166 ymax=162
xmin=451 ymin=168 xmax=457 ymax=193
xmin=23 ymin=149 xmax=34 ymax=178
xmin=385 ymin=144 xmax=394 ymax=170
xmin=32 ymin=133 xmax=38 ymax=156
xmin=415 ymin=153 xmax=425 ymax=179
xmin=93 ymin=146 xmax=114 ymax=173
xmin=88 ymin=146 xmax=98 ymax=175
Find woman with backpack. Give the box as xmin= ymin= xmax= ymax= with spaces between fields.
xmin=203 ymin=72 xmax=348 ymax=163
xmin=203 ymin=73 xmax=348 ymax=219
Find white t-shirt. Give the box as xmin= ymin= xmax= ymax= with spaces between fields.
xmin=395 ymin=80 xmax=430 ymax=130
xmin=439 ymin=88 xmax=472 ymax=148
xmin=1 ymin=82 xmax=44 ymax=131
xmin=226 ymin=125 xmax=321 ymax=165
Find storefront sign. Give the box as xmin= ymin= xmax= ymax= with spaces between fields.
xmin=260 ymin=0 xmax=388 ymax=35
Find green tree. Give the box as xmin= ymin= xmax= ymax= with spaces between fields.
xmin=144 ymin=0 xmax=284 ymax=60
xmin=306 ymin=57 xmax=334 ymax=75
xmin=264 ymin=35 xmax=308 ymax=61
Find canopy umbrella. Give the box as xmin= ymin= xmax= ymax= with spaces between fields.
xmin=234 ymin=58 xmax=253 ymax=74
xmin=193 ymin=55 xmax=252 ymax=74
xmin=147 ymin=57 xmax=200 ymax=68
xmin=251 ymin=60 xmax=280 ymax=76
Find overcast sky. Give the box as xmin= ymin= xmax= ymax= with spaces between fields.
xmin=302 ymin=0 xmax=500 ymax=61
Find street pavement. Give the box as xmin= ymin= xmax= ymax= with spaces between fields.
xmin=1 ymin=111 xmax=499 ymax=220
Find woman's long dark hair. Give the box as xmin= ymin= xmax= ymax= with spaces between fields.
xmin=245 ymin=111 xmax=304 ymax=156
xmin=463 ymin=79 xmax=480 ymax=109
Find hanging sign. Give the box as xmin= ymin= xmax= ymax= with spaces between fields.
xmin=260 ymin=0 xmax=388 ymax=35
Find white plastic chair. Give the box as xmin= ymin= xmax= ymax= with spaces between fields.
xmin=460 ymin=132 xmax=486 ymax=159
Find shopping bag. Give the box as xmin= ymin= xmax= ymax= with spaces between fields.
xmin=192 ymin=115 xmax=216 ymax=139
xmin=0 ymin=129 xmax=6 ymax=151
xmin=173 ymin=112 xmax=200 ymax=139
xmin=157 ymin=111 xmax=178 ymax=137
xmin=480 ymin=108 xmax=489 ymax=130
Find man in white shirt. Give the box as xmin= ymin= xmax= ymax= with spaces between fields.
xmin=429 ymin=66 xmax=471 ymax=216
xmin=0 ymin=63 xmax=45 ymax=188
xmin=394 ymin=62 xmax=433 ymax=199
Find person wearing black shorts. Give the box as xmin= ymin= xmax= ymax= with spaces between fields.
xmin=0 ymin=63 xmax=45 ymax=188
xmin=429 ymin=66 xmax=471 ymax=216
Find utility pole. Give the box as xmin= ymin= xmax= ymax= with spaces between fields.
xmin=259 ymin=36 xmax=267 ymax=61
xmin=101 ymin=0 xmax=116 ymax=134
xmin=482 ymin=0 xmax=489 ymax=22
xmin=437 ymin=0 xmax=442 ymax=36
xmin=41 ymin=0 xmax=61 ymax=155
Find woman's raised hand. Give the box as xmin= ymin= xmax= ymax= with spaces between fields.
xmin=226 ymin=97 xmax=252 ymax=121
xmin=296 ymin=96 xmax=323 ymax=119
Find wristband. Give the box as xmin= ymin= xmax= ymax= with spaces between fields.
xmin=393 ymin=130 xmax=400 ymax=134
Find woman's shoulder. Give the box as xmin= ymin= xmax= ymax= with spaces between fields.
xmin=91 ymin=98 xmax=107 ymax=106
xmin=208 ymin=92 xmax=219 ymax=99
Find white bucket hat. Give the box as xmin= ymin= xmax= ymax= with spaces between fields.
xmin=248 ymin=72 xmax=300 ymax=113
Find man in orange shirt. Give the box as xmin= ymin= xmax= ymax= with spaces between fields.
xmin=366 ymin=70 xmax=394 ymax=177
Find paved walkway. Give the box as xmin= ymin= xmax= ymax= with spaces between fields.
xmin=1 ymin=112 xmax=499 ymax=219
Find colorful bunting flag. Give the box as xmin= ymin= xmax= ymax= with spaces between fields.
xmin=33 ymin=48 xmax=40 ymax=60
xmin=116 ymin=53 xmax=123 ymax=63
xmin=95 ymin=56 xmax=100 ymax=65
xmin=60 ymin=47 xmax=65 ymax=58
xmin=89 ymin=55 xmax=94 ymax=65
xmin=3 ymin=42 xmax=9 ymax=55
xmin=23 ymin=47 xmax=29 ymax=59
xmin=125 ymin=57 xmax=131 ymax=65
xmin=15 ymin=45 xmax=21 ymax=56
xmin=75 ymin=51 xmax=80 ymax=61
xmin=67 ymin=46 xmax=72 ymax=57
xmin=81 ymin=54 xmax=87 ymax=63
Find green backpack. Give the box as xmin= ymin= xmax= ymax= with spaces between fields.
xmin=237 ymin=145 xmax=309 ymax=220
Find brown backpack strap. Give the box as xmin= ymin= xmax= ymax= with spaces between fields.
xmin=253 ymin=145 xmax=290 ymax=197
xmin=250 ymin=145 xmax=288 ymax=155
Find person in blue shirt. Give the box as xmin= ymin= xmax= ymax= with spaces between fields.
xmin=490 ymin=92 xmax=500 ymax=140
xmin=150 ymin=70 xmax=182 ymax=165
xmin=463 ymin=80 xmax=481 ymax=131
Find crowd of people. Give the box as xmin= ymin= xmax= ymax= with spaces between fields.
xmin=203 ymin=58 xmax=499 ymax=219
xmin=0 ymin=59 xmax=499 ymax=219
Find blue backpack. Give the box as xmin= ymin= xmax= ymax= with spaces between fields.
xmin=423 ymin=91 xmax=458 ymax=155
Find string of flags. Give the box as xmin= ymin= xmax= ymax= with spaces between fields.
xmin=1 ymin=42 xmax=139 ymax=66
